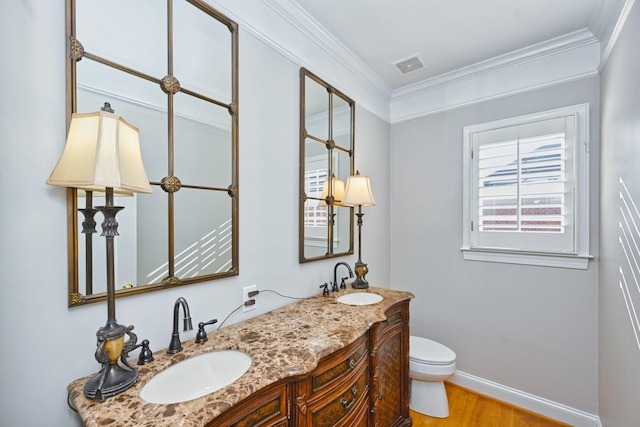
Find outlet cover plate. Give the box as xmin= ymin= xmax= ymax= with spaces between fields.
xmin=243 ymin=285 xmax=257 ymax=312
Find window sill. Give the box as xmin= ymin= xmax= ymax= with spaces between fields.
xmin=461 ymin=248 xmax=592 ymax=270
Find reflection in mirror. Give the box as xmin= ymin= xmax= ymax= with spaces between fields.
xmin=299 ymin=68 xmax=354 ymax=262
xmin=77 ymin=192 xmax=137 ymax=296
xmin=66 ymin=0 xmax=238 ymax=306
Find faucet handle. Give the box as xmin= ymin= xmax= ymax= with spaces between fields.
xmin=340 ymin=277 xmax=348 ymax=289
xmin=195 ymin=318 xmax=218 ymax=344
xmin=136 ymin=340 xmax=154 ymax=365
xmin=319 ymin=283 xmax=330 ymax=296
xmin=126 ymin=339 xmax=154 ymax=365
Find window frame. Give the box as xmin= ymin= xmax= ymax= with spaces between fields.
xmin=462 ymin=104 xmax=591 ymax=269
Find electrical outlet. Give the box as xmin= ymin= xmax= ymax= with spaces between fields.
xmin=243 ymin=285 xmax=257 ymax=312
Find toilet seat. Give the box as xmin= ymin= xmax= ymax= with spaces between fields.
xmin=410 ymin=336 xmax=456 ymax=366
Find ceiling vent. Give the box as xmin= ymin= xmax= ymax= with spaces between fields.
xmin=391 ymin=54 xmax=428 ymax=76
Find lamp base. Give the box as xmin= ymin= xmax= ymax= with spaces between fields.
xmin=83 ymin=321 xmax=139 ymax=402
xmin=84 ymin=361 xmax=138 ymax=402
xmin=351 ymin=260 xmax=369 ymax=289
xmin=351 ymin=276 xmax=369 ymax=289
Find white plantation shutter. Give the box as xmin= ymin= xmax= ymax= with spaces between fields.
xmin=304 ymin=168 xmax=328 ymax=227
xmin=478 ymin=135 xmax=564 ymax=231
xmin=473 ymin=116 xmax=575 ymax=252
xmin=463 ymin=104 xmax=590 ymax=268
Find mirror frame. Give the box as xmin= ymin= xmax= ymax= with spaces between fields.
xmin=65 ymin=0 xmax=239 ymax=306
xmin=299 ymin=68 xmax=355 ymax=263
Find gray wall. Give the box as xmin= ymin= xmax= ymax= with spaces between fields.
xmin=12 ymin=0 xmax=640 ymax=424
xmin=0 ymin=2 xmax=391 ymax=426
xmin=390 ymin=77 xmax=600 ymax=413
xmin=598 ymin=1 xmax=640 ymax=425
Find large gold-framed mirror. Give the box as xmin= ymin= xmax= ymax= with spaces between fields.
xmin=299 ymin=68 xmax=354 ymax=262
xmin=65 ymin=0 xmax=239 ymax=306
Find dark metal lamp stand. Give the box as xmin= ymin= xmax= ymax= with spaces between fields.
xmin=83 ymin=187 xmax=138 ymax=402
xmin=78 ymin=190 xmax=98 ymax=295
xmin=351 ymin=206 xmax=369 ymax=289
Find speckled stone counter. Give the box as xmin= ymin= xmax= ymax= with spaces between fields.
xmin=68 ymin=286 xmax=413 ymax=427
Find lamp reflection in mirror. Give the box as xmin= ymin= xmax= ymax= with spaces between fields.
xmin=318 ymin=174 xmax=345 ymax=207
xmin=341 ymin=171 xmax=376 ymax=289
xmin=47 ymin=102 xmax=152 ymax=402
xmin=77 ymin=189 xmax=133 ymax=295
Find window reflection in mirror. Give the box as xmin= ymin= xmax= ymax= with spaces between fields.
xmin=67 ymin=0 xmax=238 ymax=306
xmin=299 ymin=68 xmax=354 ymax=262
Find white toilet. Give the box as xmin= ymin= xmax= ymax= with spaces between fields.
xmin=409 ymin=335 xmax=457 ymax=418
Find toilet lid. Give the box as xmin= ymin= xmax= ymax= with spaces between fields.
xmin=410 ymin=336 xmax=456 ymax=365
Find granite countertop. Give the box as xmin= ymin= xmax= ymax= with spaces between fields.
xmin=68 ymin=286 xmax=413 ymax=427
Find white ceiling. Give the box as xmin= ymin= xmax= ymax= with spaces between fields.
xmin=293 ymin=0 xmax=607 ymax=90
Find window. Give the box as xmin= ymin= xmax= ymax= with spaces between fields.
xmin=304 ymin=168 xmax=328 ymax=227
xmin=462 ymin=104 xmax=591 ymax=269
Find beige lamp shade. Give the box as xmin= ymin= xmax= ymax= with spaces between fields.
xmin=47 ymin=110 xmax=152 ymax=194
xmin=341 ymin=172 xmax=376 ymax=207
xmin=318 ymin=175 xmax=346 ymax=206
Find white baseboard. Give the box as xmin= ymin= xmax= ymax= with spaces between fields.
xmin=448 ymin=371 xmax=601 ymax=427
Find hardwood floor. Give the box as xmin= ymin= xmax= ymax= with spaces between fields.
xmin=410 ymin=383 xmax=572 ymax=427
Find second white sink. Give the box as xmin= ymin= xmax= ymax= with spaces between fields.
xmin=337 ymin=292 xmax=383 ymax=306
xmin=140 ymin=350 xmax=252 ymax=404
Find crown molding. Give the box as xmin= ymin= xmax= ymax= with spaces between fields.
xmin=392 ymin=29 xmax=598 ymax=101
xmin=261 ymin=0 xmax=392 ymax=98
xmin=589 ymin=0 xmax=631 ymax=49
xmin=201 ymin=0 xmax=626 ymax=124
xmin=200 ymin=0 xmax=391 ymax=121
xmin=598 ymin=0 xmax=637 ymax=72
xmin=390 ymin=31 xmax=600 ymax=123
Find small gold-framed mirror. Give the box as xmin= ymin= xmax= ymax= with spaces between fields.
xmin=299 ymin=68 xmax=354 ymax=262
xmin=66 ymin=0 xmax=239 ymax=306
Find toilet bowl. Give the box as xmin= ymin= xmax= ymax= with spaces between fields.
xmin=409 ymin=336 xmax=456 ymax=418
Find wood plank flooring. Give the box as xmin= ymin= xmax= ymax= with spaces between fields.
xmin=410 ymin=383 xmax=572 ymax=427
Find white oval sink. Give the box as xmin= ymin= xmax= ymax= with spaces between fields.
xmin=140 ymin=350 xmax=252 ymax=404
xmin=337 ymin=292 xmax=383 ymax=306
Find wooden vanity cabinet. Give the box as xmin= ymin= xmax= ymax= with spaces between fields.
xmin=213 ymin=299 xmax=411 ymax=427
xmin=68 ymin=290 xmax=414 ymax=427
xmin=370 ymin=300 xmax=411 ymax=427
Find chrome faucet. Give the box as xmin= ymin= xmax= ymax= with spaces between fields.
xmin=333 ymin=262 xmax=354 ymax=291
xmin=167 ymin=297 xmax=193 ymax=354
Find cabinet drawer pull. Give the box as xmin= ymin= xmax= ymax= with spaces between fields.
xmin=348 ymin=359 xmax=356 ymax=369
xmin=340 ymin=386 xmax=358 ymax=409
xmin=340 ymin=396 xmax=355 ymax=409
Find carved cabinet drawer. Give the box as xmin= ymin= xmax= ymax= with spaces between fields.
xmin=345 ymin=396 xmax=370 ymax=427
xmin=208 ymin=382 xmax=288 ymax=427
xmin=309 ymin=334 xmax=368 ymax=397
xmin=309 ymin=364 xmax=369 ymax=427
xmin=293 ymin=333 xmax=371 ymax=426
